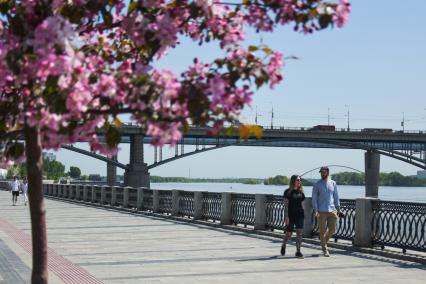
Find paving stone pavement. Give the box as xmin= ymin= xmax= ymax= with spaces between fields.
xmin=0 ymin=190 xmax=425 ymax=284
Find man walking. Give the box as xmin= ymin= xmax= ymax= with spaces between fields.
xmin=10 ymin=176 xmax=20 ymax=206
xmin=312 ymin=166 xmax=340 ymax=257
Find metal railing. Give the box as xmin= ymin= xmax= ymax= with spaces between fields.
xmin=178 ymin=191 xmax=194 ymax=218
xmin=312 ymin=199 xmax=356 ymax=242
xmin=202 ymin=192 xmax=221 ymax=222
xmin=265 ymin=195 xmax=285 ymax=231
xmin=231 ymin=194 xmax=255 ymax=227
xmin=3 ymin=182 xmax=425 ymax=254
xmin=372 ymin=200 xmax=426 ymax=252
xmin=142 ymin=188 xmax=153 ymax=210
xmin=158 ymin=190 xmax=173 ymax=214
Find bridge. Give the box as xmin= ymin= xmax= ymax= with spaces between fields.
xmin=62 ymin=125 xmax=426 ymax=196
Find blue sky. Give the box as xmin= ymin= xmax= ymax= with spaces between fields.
xmin=52 ymin=1 xmax=426 ymax=178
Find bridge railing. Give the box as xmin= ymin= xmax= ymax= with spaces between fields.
xmin=312 ymin=199 xmax=356 ymax=242
xmin=2 ymin=181 xmax=424 ymax=253
xmin=372 ymin=200 xmax=426 ymax=252
xmin=265 ymin=195 xmax=285 ymax=231
xmin=231 ymin=193 xmax=255 ymax=227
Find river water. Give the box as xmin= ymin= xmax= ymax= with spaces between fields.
xmin=151 ymin=183 xmax=426 ymax=203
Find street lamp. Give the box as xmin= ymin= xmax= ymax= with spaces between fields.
xmin=345 ymin=104 xmax=350 ymax=131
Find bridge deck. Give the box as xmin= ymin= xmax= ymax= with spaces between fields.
xmin=0 ymin=191 xmax=425 ymax=284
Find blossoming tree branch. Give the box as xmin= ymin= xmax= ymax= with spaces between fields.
xmin=0 ymin=0 xmax=350 ymax=283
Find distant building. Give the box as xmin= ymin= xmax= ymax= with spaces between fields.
xmin=417 ymin=170 xmax=426 ymax=179
xmin=42 ymin=152 xmax=56 ymax=161
xmin=0 ymin=168 xmax=7 ymax=179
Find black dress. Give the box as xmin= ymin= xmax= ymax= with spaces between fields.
xmin=284 ymin=189 xmax=305 ymax=230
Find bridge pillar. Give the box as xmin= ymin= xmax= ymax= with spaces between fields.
xmin=365 ymin=150 xmax=380 ymax=198
xmin=107 ymin=155 xmax=117 ymax=186
xmin=124 ymin=135 xmax=150 ymax=188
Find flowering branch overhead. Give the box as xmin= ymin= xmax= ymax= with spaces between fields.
xmin=0 ymin=0 xmax=350 ymax=163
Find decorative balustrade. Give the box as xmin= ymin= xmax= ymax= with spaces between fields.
xmin=178 ymin=191 xmax=195 ymax=218
xmin=202 ymin=192 xmax=222 ymax=221
xmin=128 ymin=187 xmax=138 ymax=208
xmin=312 ymin=199 xmax=356 ymax=242
xmin=143 ymin=189 xmax=153 ymax=210
xmin=2 ymin=181 xmax=425 ymax=253
xmin=231 ymin=194 xmax=255 ymax=227
xmin=158 ymin=190 xmax=173 ymax=214
xmin=372 ymin=200 xmax=426 ymax=252
xmin=265 ymin=195 xmax=285 ymax=231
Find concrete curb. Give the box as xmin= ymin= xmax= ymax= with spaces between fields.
xmin=44 ymin=195 xmax=426 ymax=265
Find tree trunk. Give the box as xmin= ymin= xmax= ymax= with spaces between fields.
xmin=25 ymin=125 xmax=48 ymax=284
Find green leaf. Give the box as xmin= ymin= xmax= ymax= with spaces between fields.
xmin=248 ymin=45 xmax=258 ymax=52
xmin=128 ymin=1 xmax=138 ymax=14
xmin=102 ymin=11 xmax=113 ymax=28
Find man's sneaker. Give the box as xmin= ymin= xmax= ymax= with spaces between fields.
xmin=295 ymin=251 xmax=304 ymax=258
xmin=280 ymin=245 xmax=286 ymax=256
xmin=323 ymin=250 xmax=330 ymax=257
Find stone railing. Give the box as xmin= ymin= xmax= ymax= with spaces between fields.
xmin=0 ymin=181 xmax=424 ymax=253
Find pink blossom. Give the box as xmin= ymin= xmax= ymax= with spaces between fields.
xmin=334 ymin=0 xmax=351 ymax=28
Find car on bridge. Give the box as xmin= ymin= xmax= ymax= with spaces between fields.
xmin=309 ymin=125 xmax=336 ymax=131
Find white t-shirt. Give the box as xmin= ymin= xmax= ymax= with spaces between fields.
xmin=11 ymin=180 xmax=20 ymax=192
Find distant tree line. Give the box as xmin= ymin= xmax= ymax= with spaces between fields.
xmin=150 ymin=176 xmax=263 ymax=184
xmin=331 ymin=171 xmax=426 ymax=187
xmin=7 ymin=160 xmax=83 ymax=182
xmin=264 ymin=175 xmax=313 ymax=186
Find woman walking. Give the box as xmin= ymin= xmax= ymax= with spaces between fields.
xmin=281 ymin=175 xmax=305 ymax=258
xmin=21 ymin=177 xmax=28 ymax=206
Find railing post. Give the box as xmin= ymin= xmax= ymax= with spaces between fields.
xmin=193 ymin=191 xmax=204 ymax=220
xmin=302 ymin=197 xmax=314 ymax=237
xmin=83 ymin=185 xmax=88 ymax=202
xmin=91 ymin=185 xmax=96 ymax=203
xmin=153 ymin=190 xmax=160 ymax=213
xmin=254 ymin=194 xmax=267 ymax=230
xmin=101 ymin=186 xmax=106 ymax=204
xmin=64 ymin=185 xmax=69 ymax=198
xmin=53 ymin=184 xmax=57 ymax=196
xmin=354 ymin=198 xmax=377 ymax=247
xmin=58 ymin=185 xmax=63 ymax=197
xmin=123 ymin=187 xmax=130 ymax=208
xmin=70 ymin=185 xmax=74 ymax=198
xmin=221 ymin=193 xmax=232 ymax=225
xmin=75 ymin=185 xmax=80 ymax=200
xmin=172 ymin=190 xmax=180 ymax=216
xmin=111 ymin=186 xmax=117 ymax=206
xmin=136 ymin=188 xmax=144 ymax=210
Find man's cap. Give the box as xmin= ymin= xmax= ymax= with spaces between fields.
xmin=319 ymin=166 xmax=329 ymax=172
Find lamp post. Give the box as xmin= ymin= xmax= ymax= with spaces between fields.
xmin=345 ymin=104 xmax=350 ymax=131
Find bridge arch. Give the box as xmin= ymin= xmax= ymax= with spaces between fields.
xmin=300 ymin=165 xmax=363 ymax=177
xmin=60 ymin=145 xmax=128 ymax=170
xmin=61 ymin=137 xmax=425 ymax=173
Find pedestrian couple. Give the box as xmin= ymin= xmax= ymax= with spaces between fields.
xmin=10 ymin=176 xmax=29 ymax=206
xmin=280 ymin=166 xmax=341 ymax=258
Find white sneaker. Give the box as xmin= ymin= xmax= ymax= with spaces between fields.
xmin=323 ymin=250 xmax=330 ymax=257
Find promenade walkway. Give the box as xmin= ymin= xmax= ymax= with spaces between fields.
xmin=0 ymin=190 xmax=425 ymax=284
